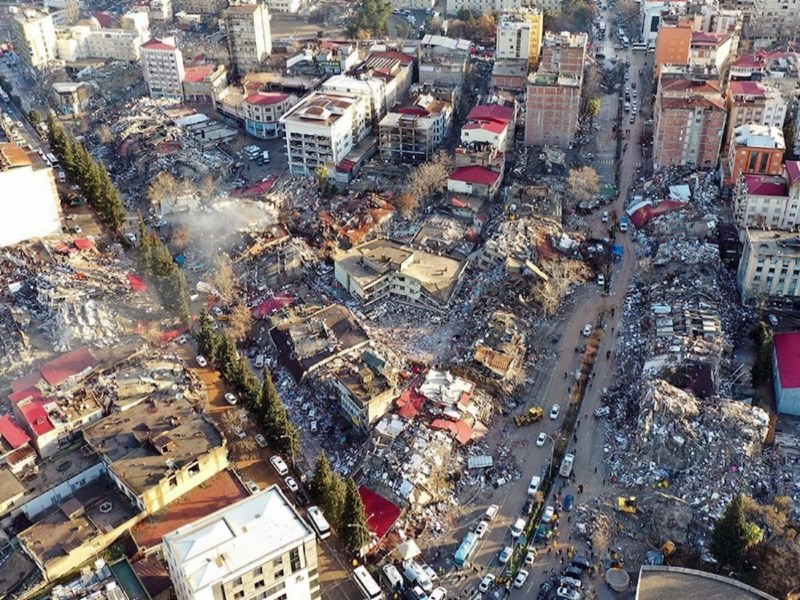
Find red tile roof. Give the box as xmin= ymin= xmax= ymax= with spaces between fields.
xmin=183 ymin=64 xmax=215 ymax=83
xmin=396 ymin=388 xmax=426 ymax=420
xmin=462 ymin=120 xmax=507 ymax=134
xmin=358 ymin=486 xmax=401 ymax=541
xmin=73 ymin=238 xmax=94 ymax=251
xmin=467 ymin=104 xmax=513 ymax=125
xmin=128 ymin=273 xmax=147 ymax=293
xmin=743 ymin=174 xmax=787 ymax=197
xmin=10 ymin=371 xmax=43 ymax=394
xmin=132 ymin=557 xmax=172 ymax=600
xmin=629 ymin=200 xmax=687 ymax=228
xmin=0 ymin=414 xmax=30 ymax=449
xmin=775 ymin=332 xmax=800 ymax=389
xmin=785 ymin=161 xmax=800 ymax=185
xmin=690 ymin=31 xmax=730 ymax=47
xmin=142 ymin=38 xmax=176 ymax=51
xmin=729 ymin=80 xmax=766 ymax=97
xmin=131 ymin=470 xmax=248 ymax=550
xmin=449 ymin=165 xmax=500 ymax=186
xmin=368 ymin=50 xmax=414 ymax=66
xmin=245 ymin=92 xmax=289 ymax=106
xmin=430 ymin=418 xmax=474 ymax=445
xmin=16 ymin=395 xmax=55 ymax=436
xmin=93 ymin=11 xmax=114 ymax=28
xmin=39 ymin=347 xmax=97 ymax=387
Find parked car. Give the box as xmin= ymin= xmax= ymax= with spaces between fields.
xmin=255 ymin=434 xmax=267 ymax=448
xmin=561 ymin=576 xmax=582 ymax=589
xmin=537 ymin=581 xmax=553 ymax=600
xmin=523 ymin=498 xmax=534 ymax=515
xmin=525 ymin=549 xmax=537 ymax=565
xmin=295 ymin=489 xmax=310 ymax=506
xmin=514 ymin=569 xmax=529 ymax=588
xmin=601 ymin=211 xmax=609 ymax=222
xmin=270 ymin=455 xmax=289 ymax=475
xmin=285 ymin=476 xmax=299 ymax=492
xmin=550 ymin=404 xmax=560 ymax=420
xmin=383 ymin=564 xmax=403 ymax=589
xmin=196 ymin=355 xmax=208 ymax=367
xmin=572 ymin=555 xmax=592 ymax=571
xmin=582 ymin=324 xmax=593 ymax=337
xmin=562 ymin=565 xmax=583 ymax=579
xmin=475 ymin=521 xmax=489 ymax=538
xmin=224 ymin=393 xmax=237 ymax=405
xmin=245 ymin=479 xmax=259 ymax=494
xmin=485 ymin=504 xmax=499 ymax=520
xmin=232 ymin=426 xmax=246 ymax=439
xmin=542 ymin=505 xmax=555 ymax=523
xmin=597 ymin=274 xmax=605 ymax=287
xmin=562 ymin=494 xmax=575 ymax=512
xmin=429 ymin=588 xmax=446 ymax=600
xmin=478 ymin=574 xmax=496 ymax=593
xmin=511 ymin=517 xmax=526 ymax=538
xmin=527 ymin=475 xmax=542 ymax=495
xmin=498 ymin=546 xmax=513 ymax=564
xmin=556 ymin=587 xmax=580 ymax=600
xmin=536 ymin=432 xmax=548 ymax=447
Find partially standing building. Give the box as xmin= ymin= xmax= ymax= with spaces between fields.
xmin=223 ymin=3 xmax=272 ymax=77
xmin=164 ymin=486 xmax=320 ymax=600
xmin=141 ymin=37 xmax=185 ymax=100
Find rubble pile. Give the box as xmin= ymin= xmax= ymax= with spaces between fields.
xmin=491 ymin=216 xmax=563 ymax=263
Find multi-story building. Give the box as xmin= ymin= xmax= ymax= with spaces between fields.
xmin=177 ymin=0 xmax=228 ymax=14
xmin=164 ymin=486 xmax=320 ymax=600
xmin=44 ymin=0 xmax=80 ymax=25
xmin=55 ymin=11 xmax=151 ymax=63
xmin=334 ymin=239 xmax=468 ymax=309
xmin=725 ymin=80 xmax=787 ymax=148
xmin=265 ymin=0 xmax=300 ymax=12
xmin=654 ymin=23 xmax=692 ymax=74
xmin=82 ymin=396 xmax=228 ymax=515
xmin=0 ymin=143 xmax=62 ymax=247
xmin=727 ymin=123 xmax=785 ymax=184
xmin=393 ymin=0 xmax=435 ymax=8
xmin=445 ymin=0 xmax=561 ymax=15
xmin=495 ymin=9 xmax=543 ymax=64
xmin=224 ymin=3 xmax=272 ymax=76
xmin=182 ymin=63 xmax=228 ymax=103
xmin=244 ymin=91 xmax=298 ymax=138
xmin=524 ymin=71 xmax=581 ymax=148
xmin=746 ymin=0 xmax=800 ymax=41
xmin=461 ymin=103 xmax=515 ymax=152
xmin=148 ymin=0 xmax=173 ymax=21
xmin=491 ymin=59 xmax=529 ymax=91
xmin=539 ymin=31 xmax=587 ymax=78
xmin=51 ymin=81 xmax=92 ymax=115
xmin=447 ymin=165 xmax=503 ymax=199
xmin=331 ymin=352 xmax=396 ymax=431
xmin=737 ymin=229 xmax=800 ymax=303
xmin=733 ymin=173 xmax=798 ymax=230
xmin=364 ymin=50 xmax=415 ymax=107
xmin=729 ymin=50 xmax=800 ymax=100
xmin=142 ymin=37 xmax=185 ymax=100
xmin=652 ymin=78 xmax=726 ymax=169
xmin=418 ymin=34 xmax=471 ymax=86
xmin=321 ymin=73 xmax=388 ymax=127
xmin=689 ymin=31 xmax=733 ymax=73
xmin=281 ymin=92 xmax=367 ymax=176
xmin=378 ymin=92 xmax=452 ymax=161
xmin=9 ymin=8 xmax=57 ymax=71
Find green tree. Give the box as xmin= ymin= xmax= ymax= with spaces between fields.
xmin=784 ymin=119 xmax=797 ymax=161
xmin=711 ymin=494 xmax=763 ymax=570
xmin=275 ymin=417 xmax=300 ymax=464
xmin=340 ymin=478 xmax=371 ymax=553
xmin=197 ymin=310 xmax=221 ymax=359
xmin=344 ymin=0 xmax=392 ymax=38
xmin=750 ymin=321 xmax=774 ymax=387
xmin=259 ymin=368 xmax=283 ymax=441
xmin=585 ymin=96 xmax=601 ymax=130
xmin=310 ymin=453 xmax=347 ymax=529
xmin=27 ymin=108 xmax=41 ymax=128
xmin=314 ymin=164 xmax=329 ymax=195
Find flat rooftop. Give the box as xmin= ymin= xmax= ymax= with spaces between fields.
xmin=281 ymin=92 xmax=357 ymax=126
xmin=82 ymin=397 xmax=224 ymax=496
xmin=18 ymin=478 xmax=139 ymax=569
xmin=636 ymin=566 xmax=778 ymax=600
xmin=163 ymin=485 xmax=313 ymax=594
xmin=131 ymin=469 xmax=248 ymax=551
xmin=746 ymin=230 xmax=800 ymax=256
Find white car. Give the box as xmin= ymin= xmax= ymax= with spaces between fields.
xmin=255 ymin=434 xmax=267 ymax=448
xmin=582 ymin=324 xmax=593 ymax=337
xmin=224 ymin=393 xmax=237 ymax=405
xmin=527 ymin=475 xmax=541 ymax=495
xmin=514 ymin=569 xmax=529 ymax=588
xmin=619 ymin=220 xmax=628 ymax=232
xmin=550 ymin=404 xmax=560 ymax=420
xmin=270 ymin=455 xmax=289 ymax=475
xmin=212 ymin=306 xmax=223 ymax=317
xmin=536 ymin=432 xmax=548 ymax=447
xmin=525 ymin=549 xmax=537 ymax=565
xmin=285 ymin=476 xmax=299 ymax=492
xmin=485 ymin=504 xmax=499 ymax=520
xmin=597 ymin=274 xmax=605 ymax=287
xmin=176 ymin=334 xmax=189 ymax=344
xmin=475 ymin=521 xmax=489 ymax=538
xmin=430 ymin=587 xmax=447 ymax=600
xmin=542 ymin=505 xmax=555 ymax=523
xmin=601 ymin=211 xmax=609 ymax=223
xmin=196 ymin=355 xmax=208 ymax=367
xmin=232 ymin=426 xmax=246 ymax=439
xmin=556 ymin=587 xmax=581 ymax=600
xmin=478 ymin=573 xmax=496 ymax=593
xmin=245 ymin=479 xmax=259 ymax=494
xmin=498 ymin=546 xmax=513 ymax=564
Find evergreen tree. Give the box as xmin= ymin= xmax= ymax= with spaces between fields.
xmin=340 ymin=478 xmax=370 ymax=553
xmin=27 ymin=109 xmax=41 ymax=128
xmin=260 ymin=368 xmax=285 ymax=442
xmin=197 ymin=311 xmax=220 ymax=359
xmin=310 ymin=453 xmax=347 ymax=528
xmin=711 ymin=494 xmax=763 ymax=570
xmin=275 ymin=417 xmax=300 ymax=463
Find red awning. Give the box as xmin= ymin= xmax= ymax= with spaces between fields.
xmin=0 ymin=414 xmax=30 ymax=448
xmin=358 ymin=486 xmax=401 ymax=541
xmin=128 ymin=273 xmax=148 ymax=292
xmin=73 ymin=238 xmax=94 ymax=251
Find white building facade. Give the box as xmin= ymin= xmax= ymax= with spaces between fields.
xmin=224 ymin=3 xmax=272 ymax=76
xmin=164 ymin=487 xmax=320 ymax=600
xmin=10 ymin=8 xmax=57 ymax=71
xmin=142 ymin=37 xmax=185 ymax=100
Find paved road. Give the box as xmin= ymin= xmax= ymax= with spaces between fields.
xmin=438 ymin=40 xmax=648 ymax=600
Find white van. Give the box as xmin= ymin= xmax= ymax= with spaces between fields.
xmin=383 ymin=564 xmax=403 ymax=589
xmin=402 ymin=560 xmax=432 ymax=592
xmin=511 ymin=518 xmax=526 ymax=538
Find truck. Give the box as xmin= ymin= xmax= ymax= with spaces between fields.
xmin=514 ymin=406 xmax=544 ymax=427
xmin=559 ymin=453 xmax=575 ymax=478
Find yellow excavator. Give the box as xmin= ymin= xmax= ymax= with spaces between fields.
xmin=616 ymin=496 xmax=640 ymax=514
xmin=515 ymin=407 xmax=544 ymax=427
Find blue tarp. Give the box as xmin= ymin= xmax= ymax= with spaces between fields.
xmin=611 ymin=244 xmax=624 ymax=257
xmin=174 ymin=254 xmax=187 ymax=266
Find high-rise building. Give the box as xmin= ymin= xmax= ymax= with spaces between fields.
xmin=9 ymin=8 xmax=57 ymax=72
xmin=524 ymin=72 xmax=581 ymax=148
xmin=725 ymin=80 xmax=787 ymax=147
xmin=737 ymin=229 xmax=800 ymax=303
xmin=0 ymin=144 xmax=62 ymax=247
xmin=164 ymin=486 xmax=320 ymax=600
xmin=727 ymin=123 xmax=785 ymax=184
xmin=495 ymin=9 xmax=543 ymax=64
xmin=539 ymin=31 xmax=587 ymax=78
xmin=224 ymin=3 xmax=272 ymax=77
xmin=142 ymin=37 xmax=185 ymax=100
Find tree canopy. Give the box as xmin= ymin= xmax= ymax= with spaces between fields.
xmin=711 ymin=494 xmax=763 ymax=570
xmin=344 ymin=0 xmax=392 ymax=38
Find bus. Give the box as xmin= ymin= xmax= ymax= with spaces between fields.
xmin=307 ymin=506 xmax=331 ymax=539
xmin=353 ymin=566 xmax=384 ymax=600
xmin=46 ymin=153 xmax=59 ymax=166
xmin=454 ymin=532 xmax=480 ymax=568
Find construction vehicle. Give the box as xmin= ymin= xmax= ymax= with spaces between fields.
xmin=661 ymin=540 xmax=676 ymax=557
xmin=514 ymin=406 xmax=544 ymax=427
xmin=616 ymin=496 xmax=640 ymax=514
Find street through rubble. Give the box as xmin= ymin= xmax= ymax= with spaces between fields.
xmin=427 ymin=43 xmax=648 ymax=600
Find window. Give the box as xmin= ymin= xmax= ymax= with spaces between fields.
xmin=188 ymin=462 xmax=200 ymax=476
xmin=254 ymin=567 xmax=263 ymax=576
xmin=233 ymin=577 xmax=243 ymax=587
xmin=290 ymin=548 xmax=302 ymax=573
xmin=274 ymin=569 xmax=285 ymax=580
xmin=234 ymin=592 xmax=244 ymax=600
xmin=254 ymin=580 xmax=265 ymax=590
xmin=273 ymin=557 xmax=283 ymax=567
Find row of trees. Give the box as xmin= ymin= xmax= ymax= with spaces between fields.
xmin=137 ymin=217 xmax=191 ymax=324
xmin=447 ymin=11 xmax=497 ymax=45
xmin=46 ymin=113 xmax=126 ymax=232
xmin=310 ymin=453 xmax=371 ymax=553
xmin=197 ymin=311 xmax=300 ymax=459
xmin=344 ymin=0 xmax=392 ymax=39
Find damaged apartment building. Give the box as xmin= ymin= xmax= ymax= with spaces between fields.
xmin=334 ymin=239 xmax=469 ymax=312
xmin=473 ymin=311 xmax=526 ymax=380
